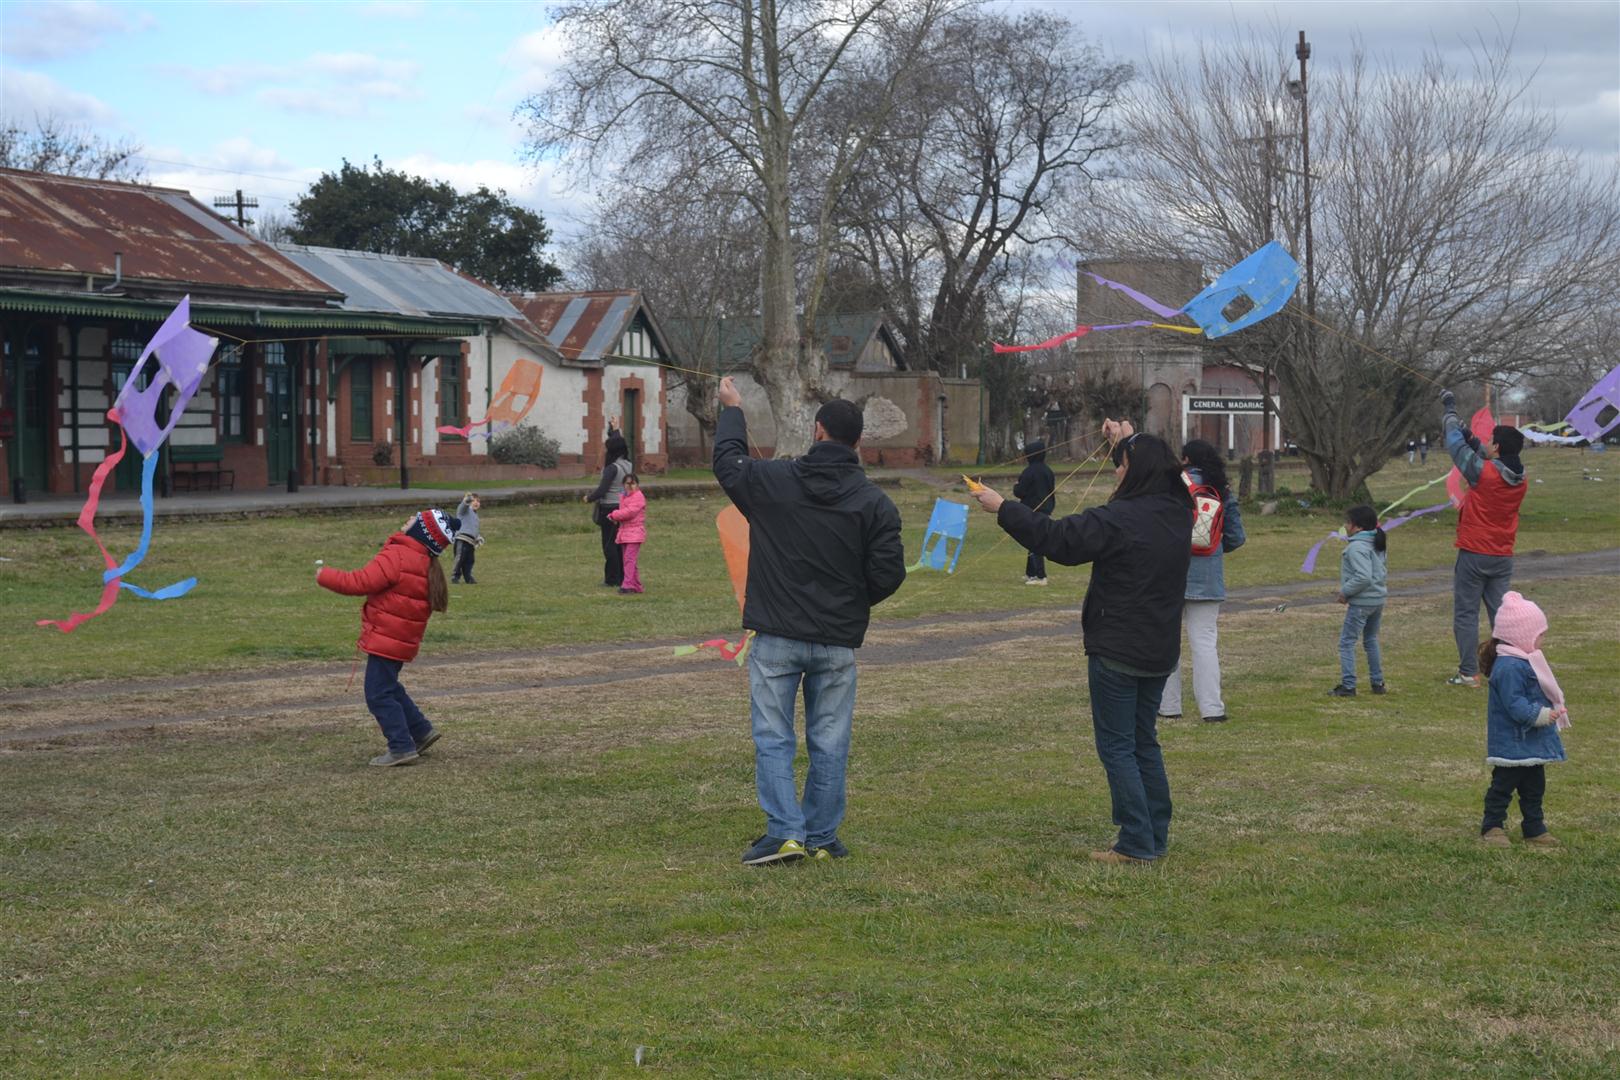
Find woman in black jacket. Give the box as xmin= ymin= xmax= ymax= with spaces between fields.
xmin=583 ymin=420 xmax=633 ymax=587
xmin=969 ymin=422 xmax=1193 ymax=864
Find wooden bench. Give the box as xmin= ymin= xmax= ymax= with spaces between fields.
xmin=170 ymin=444 xmax=234 ymax=491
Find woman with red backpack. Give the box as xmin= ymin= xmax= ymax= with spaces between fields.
xmin=1159 ymin=439 xmax=1245 ymax=724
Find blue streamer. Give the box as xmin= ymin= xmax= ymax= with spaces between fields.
xmin=101 ymin=452 xmax=195 ymax=600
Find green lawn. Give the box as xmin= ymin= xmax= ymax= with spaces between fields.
xmin=2 ymin=448 xmax=1617 ymax=1076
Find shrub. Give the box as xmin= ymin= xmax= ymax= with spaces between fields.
xmin=490 ymin=423 xmax=561 ymax=468
xmin=371 ymin=441 xmax=392 ymax=466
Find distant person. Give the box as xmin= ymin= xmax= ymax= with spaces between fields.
xmin=1441 ymin=389 xmax=1527 ymax=687
xmin=1420 ymin=433 xmax=1429 ymax=465
xmin=969 ymin=420 xmax=1193 ymax=865
xmin=1329 ymin=505 xmax=1388 ymax=698
xmin=1477 ymin=591 xmax=1568 ymax=848
xmin=1159 ymin=439 xmax=1245 ymax=723
xmin=584 ymin=418 xmax=633 ymax=588
xmin=1407 ymin=438 xmax=1417 ymax=464
xmin=607 ymin=473 xmax=648 ymax=594
xmin=1012 ymin=438 xmax=1056 ymax=585
xmin=317 ymin=508 xmax=458 ymax=767
xmin=451 ymin=492 xmax=482 ymax=584
xmin=713 ymin=376 xmax=906 ymax=865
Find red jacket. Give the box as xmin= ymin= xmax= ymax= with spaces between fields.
xmin=317 ymin=534 xmax=434 ymax=661
xmin=1456 ymin=463 xmax=1526 ymax=556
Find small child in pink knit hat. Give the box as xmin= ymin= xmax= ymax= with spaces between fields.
xmin=1476 ymin=591 xmax=1569 ymax=848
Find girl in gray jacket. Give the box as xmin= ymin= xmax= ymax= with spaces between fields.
xmin=1331 ymin=504 xmax=1388 ymax=697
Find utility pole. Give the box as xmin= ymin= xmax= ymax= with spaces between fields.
xmin=1297 ymin=31 xmax=1314 ymax=322
xmin=1240 ymin=115 xmax=1291 ymax=492
xmin=212 ymin=189 xmax=258 ymax=229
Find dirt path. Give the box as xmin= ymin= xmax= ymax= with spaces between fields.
xmin=3 ymin=547 xmax=1613 ymax=746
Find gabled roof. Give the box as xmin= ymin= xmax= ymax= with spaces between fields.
xmin=662 ymin=311 xmax=906 ymax=371
xmin=507 ymin=289 xmax=670 ymax=366
xmin=0 ymin=168 xmax=338 ymax=299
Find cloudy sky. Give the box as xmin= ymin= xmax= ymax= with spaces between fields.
xmin=2 ymin=0 xmax=1614 ymax=239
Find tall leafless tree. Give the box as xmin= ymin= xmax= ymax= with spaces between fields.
xmin=522 ymin=0 xmax=958 ymax=454
xmin=0 ymin=114 xmax=144 ymax=181
xmin=1073 ymin=34 xmax=1620 ymax=497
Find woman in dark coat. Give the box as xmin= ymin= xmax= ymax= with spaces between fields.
xmin=583 ymin=420 xmax=633 ymax=587
xmin=969 ymin=422 xmax=1193 ymax=863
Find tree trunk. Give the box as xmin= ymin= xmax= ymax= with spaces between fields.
xmin=754 ymin=167 xmax=822 ymax=456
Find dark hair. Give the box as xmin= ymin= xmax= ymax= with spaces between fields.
xmin=1478 ymin=638 xmax=1500 ymax=677
xmin=427 ymin=557 xmax=448 ymax=613
xmin=1179 ymin=439 xmax=1228 ymax=495
xmin=1346 ymin=503 xmax=1387 ymax=553
xmin=605 ymin=433 xmax=629 ymax=464
xmin=1025 ymin=438 xmax=1046 ymax=464
xmin=816 ymin=399 xmax=863 ymax=446
xmin=1493 ymin=425 xmax=1524 ymax=457
xmin=1110 ymin=433 xmax=1195 ymax=505
xmin=624 ymin=472 xmax=639 ymax=485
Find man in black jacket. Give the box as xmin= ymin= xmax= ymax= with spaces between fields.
xmin=713 ymin=376 xmax=906 ymax=865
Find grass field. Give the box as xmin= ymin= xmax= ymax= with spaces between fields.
xmin=2 ymin=448 xmax=1617 ymax=1076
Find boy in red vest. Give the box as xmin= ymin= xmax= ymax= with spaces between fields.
xmin=1441 ymin=389 xmax=1527 ymax=687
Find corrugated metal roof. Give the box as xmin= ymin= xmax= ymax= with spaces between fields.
xmin=0 ymin=168 xmax=338 ymax=297
xmin=661 ymin=312 xmax=902 ymax=370
xmin=274 ymin=244 xmax=525 ymax=321
xmin=508 ymin=290 xmax=644 ymax=363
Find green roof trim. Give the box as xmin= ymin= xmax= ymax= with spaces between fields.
xmin=0 ymin=289 xmax=480 ymax=337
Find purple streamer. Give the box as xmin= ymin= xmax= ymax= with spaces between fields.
xmin=1300 ymin=501 xmax=1453 ymax=575
xmin=1080 ymin=271 xmax=1184 ymax=318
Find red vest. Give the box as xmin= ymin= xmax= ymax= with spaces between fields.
xmin=1455 ymin=463 xmax=1526 ymax=557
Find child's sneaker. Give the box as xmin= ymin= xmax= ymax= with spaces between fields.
xmin=1030 ymin=578 xmax=1048 ymax=587
xmin=415 ymin=729 xmax=442 ymax=754
xmin=1328 ymin=684 xmax=1356 ymax=697
xmin=1370 ymin=682 xmax=1387 ymax=695
xmin=1524 ymin=832 xmax=1560 ymax=848
xmin=369 ymin=750 xmax=419 ymax=767
xmin=1447 ymin=673 xmax=1480 ymax=687
xmin=1479 ymin=827 xmax=1511 ymax=848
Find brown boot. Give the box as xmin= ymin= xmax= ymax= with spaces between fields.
xmin=1479 ymin=827 xmax=1511 ymax=848
xmin=1524 ymin=832 xmax=1560 ymax=848
xmin=1089 ymin=848 xmax=1152 ymax=866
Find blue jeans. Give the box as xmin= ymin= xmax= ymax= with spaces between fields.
xmin=747 ymin=633 xmax=858 ymax=845
xmin=364 ymin=654 xmax=433 ymax=754
xmin=1338 ymin=604 xmax=1384 ymax=689
xmin=1087 ymin=656 xmax=1172 ymax=860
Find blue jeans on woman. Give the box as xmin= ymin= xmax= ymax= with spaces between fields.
xmin=746 ymin=633 xmax=859 ymax=846
xmin=1338 ymin=604 xmax=1384 ymax=690
xmin=1087 ymin=656 xmax=1172 ymax=860
xmin=364 ymin=654 xmax=433 ymax=754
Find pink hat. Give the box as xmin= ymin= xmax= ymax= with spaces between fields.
xmin=1492 ymin=591 xmax=1547 ymax=652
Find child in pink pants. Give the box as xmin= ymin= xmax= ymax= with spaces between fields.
xmin=607 ymin=474 xmax=647 ymax=594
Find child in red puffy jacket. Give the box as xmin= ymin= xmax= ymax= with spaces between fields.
xmin=317 ymin=508 xmax=458 ymax=766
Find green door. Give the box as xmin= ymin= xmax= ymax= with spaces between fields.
xmin=5 ymin=334 xmax=49 ymax=492
xmin=621 ymin=387 xmax=641 ymax=467
xmin=264 ymin=345 xmax=294 ymax=485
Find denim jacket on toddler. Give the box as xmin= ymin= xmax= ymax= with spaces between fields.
xmin=1338 ymin=531 xmax=1387 ymax=606
xmin=1485 ymin=656 xmax=1566 ymax=766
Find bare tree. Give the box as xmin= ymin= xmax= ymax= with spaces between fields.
xmin=253 ymin=208 xmax=296 ymax=244
xmin=0 ymin=114 xmax=144 ymax=181
xmin=568 ymin=180 xmax=763 ymax=434
xmin=838 ymin=8 xmax=1130 ymax=375
xmin=522 ymin=0 xmax=958 ymax=454
xmin=1074 ymin=34 xmax=1620 ymax=497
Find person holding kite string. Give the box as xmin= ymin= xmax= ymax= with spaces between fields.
xmin=713 ymin=376 xmax=906 ymax=866
xmin=317 ymin=508 xmax=459 ymax=767
xmin=1441 ymin=390 xmax=1527 ymax=687
xmin=969 ymin=421 xmax=1193 ymax=866
xmin=452 ymin=493 xmax=482 ymax=585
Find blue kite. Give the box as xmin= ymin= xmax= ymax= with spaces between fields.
xmin=908 ymin=498 xmax=970 ymax=574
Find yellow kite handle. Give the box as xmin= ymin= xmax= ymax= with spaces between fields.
xmin=961 ymin=475 xmax=985 ymax=493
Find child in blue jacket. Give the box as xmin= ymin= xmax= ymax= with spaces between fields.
xmin=1330 ymin=505 xmax=1387 ymax=697
xmin=1477 ymin=591 xmax=1569 ymax=847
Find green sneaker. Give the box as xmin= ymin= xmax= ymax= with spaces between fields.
xmin=810 ymin=838 xmax=850 ymax=860
xmin=741 ymin=836 xmax=806 ymax=866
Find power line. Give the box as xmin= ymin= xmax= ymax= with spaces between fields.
xmin=132 ymin=153 xmax=312 ymax=190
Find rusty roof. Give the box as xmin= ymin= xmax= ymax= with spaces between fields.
xmin=0 ymin=168 xmax=339 ymax=299
xmin=508 ymin=289 xmax=667 ymax=365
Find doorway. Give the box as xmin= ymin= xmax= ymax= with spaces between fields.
xmin=4 ymin=331 xmax=49 ymax=493
xmin=264 ymin=344 xmax=294 ymax=485
xmin=621 ymin=386 xmax=641 ymax=467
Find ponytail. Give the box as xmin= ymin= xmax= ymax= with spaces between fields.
xmin=1373 ymin=528 xmax=1387 ymax=554
xmin=1478 ymin=638 xmax=1500 ymax=677
xmin=427 ymin=556 xmax=449 ymax=613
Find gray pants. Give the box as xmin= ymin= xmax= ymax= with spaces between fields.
xmin=1454 ymin=550 xmax=1513 ymax=676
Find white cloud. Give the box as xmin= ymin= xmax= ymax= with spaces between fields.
xmin=0 ymin=1 xmax=155 ymax=61
xmin=503 ymin=26 xmax=571 ymax=97
xmin=393 ymin=152 xmax=593 ymax=236
xmin=166 ymin=51 xmax=423 ymax=116
xmin=0 ymin=68 xmax=117 ymax=125
xmin=161 ymin=61 xmax=278 ymax=97
xmin=355 ymin=79 xmax=420 ymax=102
xmin=140 ymin=137 xmax=320 ymax=212
xmin=257 ymin=87 xmax=362 ymax=118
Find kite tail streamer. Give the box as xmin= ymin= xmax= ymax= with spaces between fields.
xmin=37 ymin=411 xmax=129 ymax=632
xmin=436 ymin=418 xmax=511 ymax=440
xmin=673 ymin=630 xmax=755 ymax=665
xmin=1377 ymin=472 xmax=1450 ymax=518
xmin=99 ymin=451 xmax=198 ymax=601
xmin=1300 ymin=534 xmax=1338 ymax=575
xmin=1300 ymin=500 xmax=1453 ymax=575
xmin=1081 ymin=270 xmax=1185 ymax=318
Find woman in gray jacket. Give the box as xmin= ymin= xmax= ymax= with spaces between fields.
xmin=1160 ymin=440 xmax=1245 ymax=723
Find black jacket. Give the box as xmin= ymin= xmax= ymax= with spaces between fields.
xmin=1012 ymin=441 xmax=1056 ymax=515
xmin=713 ymin=406 xmax=906 ymax=648
xmin=997 ymin=492 xmax=1192 ymax=673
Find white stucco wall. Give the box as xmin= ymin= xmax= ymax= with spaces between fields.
xmin=601 ymin=363 xmax=665 ymax=455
